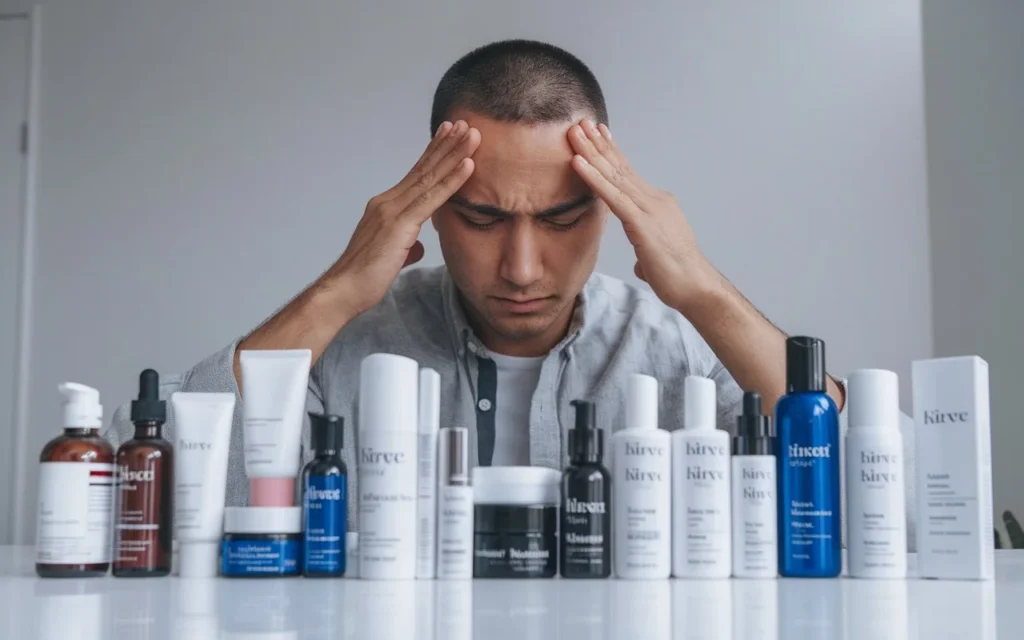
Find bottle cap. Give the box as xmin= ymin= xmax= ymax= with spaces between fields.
xmin=683 ymin=376 xmax=717 ymax=430
xmin=786 ymin=336 xmax=827 ymax=393
xmin=418 ymin=368 xmax=441 ymax=435
xmin=58 ymin=382 xmax=102 ymax=429
xmin=248 ymin=478 xmax=296 ymax=508
xmin=178 ymin=542 xmax=220 ymax=579
xmin=309 ymin=412 xmax=344 ymax=453
xmin=359 ymin=353 xmax=419 ymax=434
xmin=471 ymin=466 xmax=561 ymax=505
xmin=438 ymin=427 xmax=470 ymax=486
xmin=848 ymin=368 xmax=899 ymax=429
xmin=130 ymin=369 xmax=166 ymax=423
xmin=733 ymin=391 xmax=774 ymax=455
xmin=568 ymin=400 xmax=603 ymax=463
xmin=626 ymin=374 xmax=659 ymax=429
xmin=223 ymin=506 xmax=302 ymax=534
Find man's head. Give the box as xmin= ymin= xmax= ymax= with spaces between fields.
xmin=430 ymin=40 xmax=610 ymax=356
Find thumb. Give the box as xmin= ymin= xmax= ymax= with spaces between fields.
xmin=633 ymin=261 xmax=647 ymax=282
xmin=403 ymin=240 xmax=425 ymax=268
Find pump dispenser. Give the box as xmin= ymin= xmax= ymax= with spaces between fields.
xmin=731 ymin=391 xmax=778 ymax=578
xmin=560 ymin=400 xmax=611 ymax=578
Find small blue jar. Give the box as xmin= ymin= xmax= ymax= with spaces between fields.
xmin=221 ymin=507 xmax=302 ymax=577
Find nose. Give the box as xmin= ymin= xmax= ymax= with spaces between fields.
xmin=498 ymin=219 xmax=544 ymax=289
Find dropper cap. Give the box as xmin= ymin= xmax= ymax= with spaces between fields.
xmin=733 ymin=391 xmax=773 ymax=455
xmin=309 ymin=412 xmax=344 ymax=453
xmin=786 ymin=336 xmax=826 ymax=393
xmin=130 ymin=369 xmax=166 ymax=423
xmin=568 ymin=400 xmax=603 ymax=464
xmin=683 ymin=376 xmax=717 ymax=430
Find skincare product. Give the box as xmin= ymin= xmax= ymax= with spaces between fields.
xmin=472 ymin=466 xmax=560 ymax=578
xmin=560 ymin=399 xmax=611 ymax=579
xmin=416 ymin=368 xmax=441 ymax=579
xmin=436 ymin=426 xmax=473 ymax=579
xmin=776 ymin=336 xmax=841 ymax=577
xmin=221 ymin=507 xmax=302 ymax=577
xmin=731 ymin=392 xmax=777 ymax=578
xmin=346 ymin=532 xmax=360 ymax=578
xmin=302 ymin=412 xmax=348 ymax=577
xmin=846 ymin=369 xmax=907 ymax=579
xmin=36 ymin=383 xmax=114 ymax=577
xmin=358 ymin=353 xmax=419 ymax=580
xmin=672 ymin=375 xmax=731 ymax=578
xmin=114 ymin=369 xmax=174 ymax=577
xmin=613 ymin=374 xmax=671 ymax=579
xmin=913 ymin=356 xmax=994 ymax=580
xmin=240 ymin=349 xmax=312 ymax=507
xmin=172 ymin=392 xmax=235 ymax=578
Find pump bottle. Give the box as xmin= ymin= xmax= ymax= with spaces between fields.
xmin=560 ymin=400 xmax=611 ymax=578
xmin=731 ymin=391 xmax=777 ymax=578
xmin=303 ymin=412 xmax=348 ymax=577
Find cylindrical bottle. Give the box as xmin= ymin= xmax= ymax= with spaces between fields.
xmin=560 ymin=399 xmax=612 ymax=579
xmin=113 ymin=369 xmax=174 ymax=577
xmin=358 ymin=353 xmax=419 ymax=579
xmin=303 ymin=412 xmax=348 ymax=577
xmin=416 ymin=368 xmax=441 ymax=579
xmin=776 ymin=336 xmax=842 ymax=577
xmin=672 ymin=375 xmax=732 ymax=578
xmin=846 ymin=368 xmax=907 ymax=578
xmin=731 ymin=391 xmax=777 ymax=578
xmin=612 ymin=374 xmax=671 ymax=579
xmin=36 ymin=383 xmax=115 ymax=577
xmin=436 ymin=427 xmax=473 ymax=579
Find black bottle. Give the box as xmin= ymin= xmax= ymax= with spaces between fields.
xmin=560 ymin=400 xmax=612 ymax=578
xmin=302 ymin=413 xmax=348 ymax=577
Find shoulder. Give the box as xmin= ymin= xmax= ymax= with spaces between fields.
xmin=584 ymin=272 xmax=704 ymax=345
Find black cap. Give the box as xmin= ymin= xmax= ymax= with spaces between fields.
xmin=130 ymin=369 xmax=166 ymax=423
xmin=733 ymin=391 xmax=773 ymax=455
xmin=309 ymin=412 xmax=344 ymax=453
xmin=568 ymin=400 xmax=603 ymax=464
xmin=786 ymin=336 xmax=826 ymax=393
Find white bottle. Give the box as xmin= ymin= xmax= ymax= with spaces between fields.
xmin=358 ymin=353 xmax=420 ymax=580
xmin=613 ymin=374 xmax=672 ymax=579
xmin=436 ymin=427 xmax=473 ymax=579
xmin=672 ymin=375 xmax=731 ymax=578
xmin=846 ymin=368 xmax=907 ymax=578
xmin=731 ymin=391 xmax=778 ymax=578
xmin=416 ymin=368 xmax=441 ymax=579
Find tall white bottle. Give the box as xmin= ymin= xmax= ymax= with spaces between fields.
xmin=730 ymin=391 xmax=778 ymax=578
xmin=436 ymin=427 xmax=473 ymax=579
xmin=846 ymin=368 xmax=907 ymax=578
xmin=416 ymin=368 xmax=441 ymax=579
xmin=358 ymin=353 xmax=419 ymax=580
xmin=672 ymin=375 xmax=731 ymax=578
xmin=613 ymin=374 xmax=672 ymax=579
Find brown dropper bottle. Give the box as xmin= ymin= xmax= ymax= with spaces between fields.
xmin=112 ymin=369 xmax=174 ymax=577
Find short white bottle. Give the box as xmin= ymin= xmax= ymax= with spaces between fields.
xmin=730 ymin=391 xmax=778 ymax=578
xmin=416 ymin=368 xmax=441 ymax=579
xmin=613 ymin=374 xmax=672 ymax=579
xmin=846 ymin=368 xmax=907 ymax=579
xmin=436 ymin=427 xmax=473 ymax=579
xmin=672 ymin=375 xmax=731 ymax=578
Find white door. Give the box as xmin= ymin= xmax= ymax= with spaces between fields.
xmin=0 ymin=15 xmax=30 ymax=545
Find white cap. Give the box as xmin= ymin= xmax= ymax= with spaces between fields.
xmin=223 ymin=507 xmax=301 ymax=534
xmin=627 ymin=374 xmax=659 ymax=429
xmin=418 ymin=368 xmax=441 ymax=435
xmin=683 ymin=375 xmax=717 ymax=430
xmin=471 ymin=466 xmax=561 ymax=505
xmin=346 ymin=532 xmax=359 ymax=578
xmin=178 ymin=542 xmax=220 ymax=578
xmin=359 ymin=353 xmax=419 ymax=434
xmin=848 ymin=368 xmax=900 ymax=429
xmin=58 ymin=382 xmax=102 ymax=429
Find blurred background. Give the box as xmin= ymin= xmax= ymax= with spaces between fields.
xmin=0 ymin=0 xmax=1020 ymax=545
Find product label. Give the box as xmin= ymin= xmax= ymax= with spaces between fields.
xmin=731 ymin=456 xmax=777 ymax=575
xmin=416 ymin=432 xmax=437 ymax=574
xmin=114 ymin=457 xmax=168 ymax=569
xmin=614 ymin=436 xmax=671 ymax=574
xmin=561 ymin=491 xmax=610 ymax=575
xmin=36 ymin=462 xmax=114 ymax=565
xmin=221 ymin=539 xmax=299 ymax=575
xmin=848 ymin=437 xmax=906 ymax=572
xmin=437 ymin=485 xmax=473 ymax=577
xmin=303 ymin=474 xmax=347 ymax=574
xmin=474 ymin=535 xmax=556 ymax=578
xmin=675 ymin=434 xmax=731 ymax=573
xmin=358 ymin=433 xmax=417 ymax=574
xmin=243 ymin=417 xmax=284 ymax=467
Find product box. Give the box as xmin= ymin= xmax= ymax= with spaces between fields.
xmin=913 ymin=356 xmax=994 ymax=580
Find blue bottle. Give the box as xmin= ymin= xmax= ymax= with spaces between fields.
xmin=302 ymin=412 xmax=348 ymax=577
xmin=776 ymin=336 xmax=841 ymax=577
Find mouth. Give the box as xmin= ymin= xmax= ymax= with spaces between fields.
xmin=491 ymin=296 xmax=554 ymax=314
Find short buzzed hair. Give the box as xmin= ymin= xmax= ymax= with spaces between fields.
xmin=430 ymin=39 xmax=608 ymax=134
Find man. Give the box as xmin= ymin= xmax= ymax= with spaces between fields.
xmin=106 ymin=40 xmax=847 ymax=526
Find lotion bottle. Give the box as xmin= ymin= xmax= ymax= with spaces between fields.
xmin=436 ymin=426 xmax=473 ymax=579
xmin=612 ymin=374 xmax=671 ymax=579
xmin=560 ymin=400 xmax=611 ymax=579
xmin=731 ymin=391 xmax=777 ymax=578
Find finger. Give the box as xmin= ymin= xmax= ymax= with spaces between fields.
xmin=403 ymin=157 xmax=476 ymax=225
xmin=389 ymin=120 xmax=471 ymax=200
xmin=392 ymin=126 xmax=480 ymax=213
xmin=571 ymin=154 xmax=643 ymax=223
xmin=379 ymin=121 xmax=454 ymax=199
xmin=584 ymin=121 xmax=657 ymax=197
xmin=403 ymin=240 xmax=425 ymax=267
xmin=568 ymin=123 xmax=648 ymax=203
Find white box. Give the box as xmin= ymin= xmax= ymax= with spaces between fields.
xmin=913 ymin=356 xmax=994 ymax=580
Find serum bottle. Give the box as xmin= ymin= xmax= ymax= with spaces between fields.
xmin=672 ymin=375 xmax=731 ymax=578
xmin=303 ymin=412 xmax=348 ymax=577
xmin=846 ymin=369 xmax=906 ymax=578
xmin=114 ymin=370 xmax=174 ymax=577
xmin=776 ymin=336 xmax=841 ymax=577
xmin=731 ymin=391 xmax=777 ymax=578
xmin=436 ymin=426 xmax=473 ymax=579
xmin=560 ymin=400 xmax=611 ymax=579
xmin=416 ymin=368 xmax=441 ymax=579
xmin=612 ymin=374 xmax=671 ymax=579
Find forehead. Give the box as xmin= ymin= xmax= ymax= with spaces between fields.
xmin=450 ymin=108 xmax=590 ymax=212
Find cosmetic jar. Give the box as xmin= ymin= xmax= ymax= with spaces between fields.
xmin=471 ymin=467 xmax=560 ymax=578
xmin=221 ymin=507 xmax=302 ymax=577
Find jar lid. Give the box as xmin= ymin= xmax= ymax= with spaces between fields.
xmin=223 ymin=506 xmax=301 ymax=535
xmin=474 ymin=504 xmax=557 ymax=534
xmin=471 ymin=466 xmax=560 ymax=505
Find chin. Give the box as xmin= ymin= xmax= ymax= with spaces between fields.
xmin=486 ymin=312 xmax=560 ymax=341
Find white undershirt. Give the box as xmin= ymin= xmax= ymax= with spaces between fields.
xmin=489 ymin=352 xmax=545 ymax=466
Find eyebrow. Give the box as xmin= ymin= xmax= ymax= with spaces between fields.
xmin=448 ymin=194 xmax=595 ymax=219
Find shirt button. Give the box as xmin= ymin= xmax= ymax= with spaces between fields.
xmin=468 ymin=343 xmax=479 ymax=354
xmin=478 ymin=398 xmax=492 ymax=412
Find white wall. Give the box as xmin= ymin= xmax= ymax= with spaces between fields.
xmin=1 ymin=0 xmax=931 ymax=544
xmin=922 ymin=1 xmax=1024 ymax=534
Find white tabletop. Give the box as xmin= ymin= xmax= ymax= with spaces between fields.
xmin=1 ymin=546 xmax=1019 ymax=639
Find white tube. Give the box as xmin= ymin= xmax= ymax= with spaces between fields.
xmin=416 ymin=368 xmax=441 ymax=579
xmin=171 ymin=392 xmax=235 ymax=578
xmin=239 ymin=349 xmax=311 ymax=507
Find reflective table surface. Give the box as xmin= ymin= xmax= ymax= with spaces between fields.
xmin=1 ymin=546 xmax=1018 ymax=639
